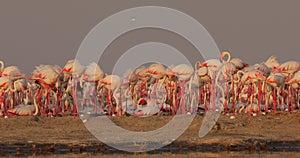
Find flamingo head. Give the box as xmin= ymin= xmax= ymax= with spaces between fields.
xmin=219 ymin=51 xmax=231 ymax=62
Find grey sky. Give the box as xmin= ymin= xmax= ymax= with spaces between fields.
xmin=0 ymin=0 xmax=299 ymax=75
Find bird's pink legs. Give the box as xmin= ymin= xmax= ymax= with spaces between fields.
xmin=224 ymin=79 xmax=229 ymax=114
xmin=117 ymin=88 xmax=122 ymax=116
xmin=72 ymin=77 xmax=79 ymax=117
xmin=179 ymin=80 xmax=186 ymax=115
xmin=257 ymin=82 xmax=262 ymax=115
xmin=273 ymin=87 xmax=277 ymax=112
xmin=231 ymin=78 xmax=236 ymax=114
xmin=211 ymin=72 xmax=217 ymax=111
xmin=288 ymin=84 xmax=292 ymax=112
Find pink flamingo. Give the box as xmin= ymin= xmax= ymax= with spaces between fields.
xmin=8 ymin=93 xmax=39 ymax=116
xmin=0 ymin=76 xmax=11 ymax=116
xmin=97 ymin=75 xmax=122 ymax=116
xmin=272 ymin=61 xmax=299 ymax=111
xmin=230 ymin=58 xmax=248 ymax=70
xmin=216 ymin=51 xmax=237 ymax=113
xmin=169 ymin=64 xmax=194 ymax=114
xmin=287 ymin=71 xmax=300 ymax=109
xmin=80 ymin=62 xmax=104 ymax=114
xmin=135 ymin=66 xmax=151 ymax=100
xmin=196 ymin=57 xmax=222 ymax=111
xmin=2 ymin=66 xmax=25 ymax=81
xmin=31 ymin=65 xmax=60 ymax=115
xmin=266 ymin=73 xmax=285 ymax=112
xmin=61 ymin=60 xmax=85 ymax=116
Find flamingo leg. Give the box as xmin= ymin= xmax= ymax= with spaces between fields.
xmin=273 ymin=87 xmax=277 ymax=112
xmin=288 ymin=84 xmax=292 ymax=112
xmin=179 ymin=80 xmax=186 ymax=115
xmin=231 ymin=77 xmax=236 ymax=114
xmin=257 ymin=82 xmax=262 ymax=115
xmin=72 ymin=77 xmax=79 ymax=116
xmin=211 ymin=72 xmax=216 ymax=111
xmin=107 ymin=89 xmax=111 ymax=115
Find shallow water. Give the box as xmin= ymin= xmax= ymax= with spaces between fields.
xmin=1 ymin=151 xmax=300 ymax=158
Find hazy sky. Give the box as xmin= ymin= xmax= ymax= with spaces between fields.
xmin=0 ymin=0 xmax=299 ymax=75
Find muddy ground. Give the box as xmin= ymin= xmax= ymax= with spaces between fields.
xmin=0 ymin=112 xmax=300 ymax=156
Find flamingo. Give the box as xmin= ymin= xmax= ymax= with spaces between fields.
xmin=0 ymin=76 xmax=12 ymax=116
xmin=168 ymin=64 xmax=194 ymax=114
xmin=273 ymin=61 xmax=300 ymax=74
xmin=266 ymin=73 xmax=286 ymax=112
xmin=31 ymin=65 xmax=60 ymax=115
xmin=196 ymin=57 xmax=222 ymax=112
xmin=236 ymin=70 xmax=266 ymax=114
xmin=97 ymin=75 xmax=122 ymax=116
xmin=287 ymin=71 xmax=300 ymax=109
xmin=230 ymin=58 xmax=248 ymax=70
xmin=243 ymin=56 xmax=280 ymax=77
xmin=216 ymin=51 xmax=237 ymax=113
xmin=146 ymin=63 xmax=166 ymax=81
xmin=7 ymin=94 xmax=39 ymax=116
xmin=133 ymin=94 xmax=167 ymax=117
xmin=272 ymin=61 xmax=299 ymax=111
xmin=2 ymin=66 xmax=25 ymax=81
xmin=134 ymin=66 xmax=151 ymax=100
xmin=79 ymin=62 xmax=104 ymax=114
xmin=80 ymin=62 xmax=104 ymax=83
xmin=61 ymin=60 xmax=85 ymax=116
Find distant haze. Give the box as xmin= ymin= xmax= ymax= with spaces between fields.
xmin=0 ymin=0 xmax=299 ymax=75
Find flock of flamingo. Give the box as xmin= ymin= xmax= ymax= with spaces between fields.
xmin=0 ymin=51 xmax=299 ymax=118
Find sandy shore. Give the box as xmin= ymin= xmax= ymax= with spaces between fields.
xmin=0 ymin=112 xmax=300 ymax=155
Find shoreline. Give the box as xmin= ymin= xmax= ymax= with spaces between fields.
xmin=0 ymin=112 xmax=299 ymax=155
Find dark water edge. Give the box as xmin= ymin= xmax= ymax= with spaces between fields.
xmin=0 ymin=139 xmax=299 ymax=157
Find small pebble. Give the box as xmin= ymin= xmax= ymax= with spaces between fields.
xmin=87 ymin=112 xmax=91 ymax=115
xmin=262 ymin=112 xmax=266 ymax=115
xmin=187 ymin=112 xmax=191 ymax=115
xmin=253 ymin=113 xmax=257 ymax=117
xmin=4 ymin=116 xmax=8 ymax=119
xmin=28 ymin=141 xmax=33 ymax=143
xmin=230 ymin=116 xmax=235 ymax=119
xmin=80 ymin=114 xmax=84 ymax=117
xmin=83 ymin=119 xmax=87 ymax=123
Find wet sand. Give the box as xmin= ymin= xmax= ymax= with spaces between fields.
xmin=0 ymin=112 xmax=300 ymax=156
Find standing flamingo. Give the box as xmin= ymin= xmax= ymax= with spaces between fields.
xmin=97 ymin=75 xmax=122 ymax=116
xmin=169 ymin=64 xmax=194 ymax=114
xmin=287 ymin=71 xmax=300 ymax=109
xmin=134 ymin=66 xmax=151 ymax=100
xmin=216 ymin=51 xmax=237 ymax=113
xmin=31 ymin=65 xmax=60 ymax=115
xmin=266 ymin=73 xmax=286 ymax=112
xmin=0 ymin=76 xmax=12 ymax=117
xmin=2 ymin=66 xmax=25 ymax=81
xmin=61 ymin=60 xmax=85 ymax=116
xmin=80 ymin=62 xmax=104 ymax=114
